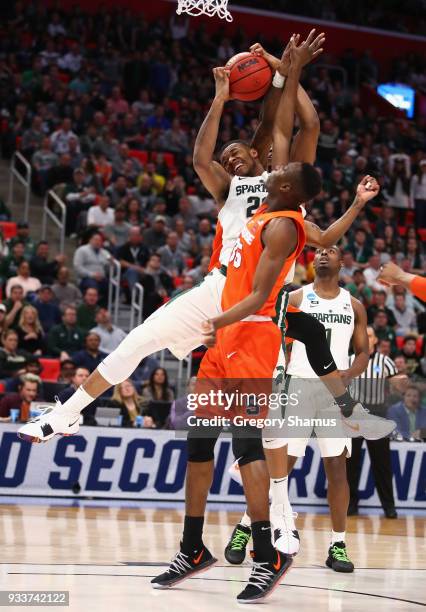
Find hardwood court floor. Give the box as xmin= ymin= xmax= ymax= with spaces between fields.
xmin=0 ymin=503 xmax=425 ymax=611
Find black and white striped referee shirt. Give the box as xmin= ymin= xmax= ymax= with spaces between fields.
xmin=349 ymin=351 xmax=398 ymax=405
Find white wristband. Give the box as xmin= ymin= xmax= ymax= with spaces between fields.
xmin=272 ymin=71 xmax=285 ymax=88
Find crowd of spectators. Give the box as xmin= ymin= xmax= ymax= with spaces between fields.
xmin=0 ymin=3 xmax=424 ymax=434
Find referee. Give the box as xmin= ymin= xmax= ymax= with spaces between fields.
xmin=346 ymin=325 xmax=402 ymax=518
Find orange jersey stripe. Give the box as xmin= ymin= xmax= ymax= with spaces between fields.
xmin=208 ymin=220 xmax=223 ymax=271
xmin=222 ymin=208 xmax=306 ymax=318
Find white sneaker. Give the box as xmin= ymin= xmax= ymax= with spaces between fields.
xmin=18 ymin=401 xmax=80 ymax=443
xmin=271 ymin=505 xmax=300 ymax=556
xmin=343 ymin=403 xmax=396 ymax=440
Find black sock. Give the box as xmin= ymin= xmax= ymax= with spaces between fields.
xmin=335 ymin=391 xmax=357 ymax=417
xmin=251 ymin=521 xmax=275 ymax=561
xmin=182 ymin=515 xmax=204 ymax=554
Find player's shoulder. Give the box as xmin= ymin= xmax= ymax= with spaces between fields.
xmin=350 ymin=293 xmax=367 ymax=317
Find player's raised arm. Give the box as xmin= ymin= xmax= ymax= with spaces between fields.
xmin=305 ymin=175 xmax=380 ymax=248
xmin=193 ymin=67 xmax=232 ymax=204
xmin=338 ymin=298 xmax=369 ymax=386
xmin=378 ymin=261 xmax=426 ymax=301
xmin=203 ymin=217 xmax=297 ymax=339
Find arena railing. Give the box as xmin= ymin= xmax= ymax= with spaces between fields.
xmin=8 ymin=152 xmax=31 ymax=222
xmin=129 ymin=282 xmax=144 ymax=330
xmin=42 ymin=190 xmax=66 ymax=253
xmin=108 ymin=258 xmax=121 ymax=325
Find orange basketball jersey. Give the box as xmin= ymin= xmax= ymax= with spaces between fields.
xmin=208 ymin=219 xmax=223 ymax=271
xmin=222 ymin=208 xmax=306 ymax=318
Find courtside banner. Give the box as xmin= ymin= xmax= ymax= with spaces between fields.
xmin=0 ymin=425 xmax=424 ymax=508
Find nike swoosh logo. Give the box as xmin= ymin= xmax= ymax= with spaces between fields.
xmin=324 ymin=362 xmax=334 ymax=369
xmin=261 ymin=526 xmax=271 ymax=531
xmin=226 ymin=351 xmax=237 ymax=359
xmin=193 ymin=549 xmax=204 ymax=564
xmin=68 ymin=418 xmax=80 ymax=427
xmin=344 ymin=420 xmax=360 ymax=432
xmin=273 ymin=551 xmax=281 ymax=571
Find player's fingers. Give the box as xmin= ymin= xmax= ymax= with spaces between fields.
xmin=305 ymin=28 xmax=317 ymax=44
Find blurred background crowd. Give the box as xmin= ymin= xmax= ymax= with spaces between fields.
xmin=0 ymin=1 xmax=424 ymax=437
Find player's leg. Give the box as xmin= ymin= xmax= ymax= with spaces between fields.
xmin=322 ymin=443 xmax=354 ymax=573
xmin=18 ymin=271 xmax=225 ymax=443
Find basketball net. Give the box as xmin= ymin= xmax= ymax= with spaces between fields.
xmin=176 ymin=0 xmax=233 ymax=22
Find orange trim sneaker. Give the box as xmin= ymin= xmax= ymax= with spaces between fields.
xmin=237 ymin=549 xmax=293 ymax=603
xmin=342 ymin=403 xmax=396 ymax=440
xmin=151 ymin=544 xmax=217 ymax=589
xmin=18 ymin=401 xmax=80 ymax=443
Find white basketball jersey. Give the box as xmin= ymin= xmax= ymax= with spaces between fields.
xmin=218 ymin=171 xmax=268 ymax=265
xmin=287 ymin=283 xmax=355 ymax=378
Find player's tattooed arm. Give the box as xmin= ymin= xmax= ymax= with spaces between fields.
xmin=193 ymin=67 xmax=231 ymax=205
xmin=338 ymin=298 xmax=369 ymax=386
xmin=202 ymin=218 xmax=297 ymax=344
xmin=304 ymin=175 xmax=380 ymax=248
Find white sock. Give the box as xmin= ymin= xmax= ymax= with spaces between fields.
xmin=240 ymin=511 xmax=251 ymax=528
xmin=270 ymin=476 xmax=293 ymax=517
xmin=331 ymin=530 xmax=346 ymax=544
xmin=60 ymin=386 xmax=94 ymax=416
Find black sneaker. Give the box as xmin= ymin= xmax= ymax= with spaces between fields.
xmin=325 ymin=541 xmax=354 ymax=573
xmin=236 ymin=550 xmax=293 ymax=603
xmin=224 ymin=523 xmax=251 ymax=565
xmin=151 ymin=545 xmax=217 ymax=589
xmin=384 ymin=507 xmax=398 ymax=519
xmin=347 ymin=503 xmax=358 ymax=516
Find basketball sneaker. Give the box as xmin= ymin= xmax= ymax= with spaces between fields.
xmin=342 ymin=403 xmax=396 ymax=440
xmin=151 ymin=544 xmax=217 ymax=588
xmin=224 ymin=523 xmax=251 ymax=564
xmin=237 ymin=549 xmax=293 ymax=603
xmin=325 ymin=541 xmax=354 ymax=573
xmin=271 ymin=506 xmax=300 ymax=556
xmin=18 ymin=401 xmax=80 ymax=443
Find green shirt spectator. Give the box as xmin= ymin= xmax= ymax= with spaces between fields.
xmin=47 ymin=306 xmax=85 ymax=359
xmin=4 ymin=285 xmax=29 ymax=329
xmin=7 ymin=222 xmax=36 ymax=258
xmin=76 ymin=287 xmax=100 ymax=333
xmin=345 ymin=270 xmax=373 ymax=305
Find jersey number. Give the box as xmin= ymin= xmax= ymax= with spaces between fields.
xmin=247 ymin=196 xmax=261 ymax=218
xmin=229 ymin=238 xmax=243 ymax=268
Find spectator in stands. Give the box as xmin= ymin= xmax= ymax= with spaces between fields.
xmin=144 ymin=253 xmax=174 ymax=297
xmin=373 ymin=309 xmax=397 ymax=355
xmin=195 ymin=218 xmax=214 ymax=251
xmin=105 ymin=175 xmax=129 ymax=207
xmin=174 ymin=218 xmax=194 ymax=256
xmin=386 ymin=154 xmax=411 ymax=223
xmin=50 ymin=117 xmax=79 ymax=155
xmin=64 ymin=168 xmax=97 ymax=236
xmin=8 ymin=222 xmax=36 ymax=259
xmin=187 ymin=181 xmax=216 ymax=217
xmin=6 ymin=260 xmax=41 ymax=298
xmin=30 ymin=241 xmax=66 ymax=285
xmin=72 ymin=332 xmax=108 ymax=372
xmin=104 ymin=205 xmax=132 ymax=250
xmin=73 ymin=233 xmax=111 ymax=295
xmin=0 ymin=304 xmax=7 ymax=336
xmin=411 ymin=160 xmax=426 ymax=229
xmin=57 ymin=359 xmax=76 ymax=385
xmin=125 ymin=197 xmax=143 ymax=226
xmin=400 ymin=335 xmax=422 ymax=376
xmin=47 ymin=305 xmax=85 ymax=360
xmin=377 ymin=338 xmax=392 ymax=357
xmin=33 ymin=285 xmax=62 ymax=333
xmin=110 ymin=379 xmax=155 ymax=428
xmin=388 ymin=386 xmax=426 ymax=440
xmin=390 ymin=293 xmax=418 ymax=336
xmin=367 ymin=289 xmax=397 ymax=326
xmin=348 ymin=228 xmax=373 ymax=264
xmin=167 ymin=377 xmax=196 ymax=430
xmin=15 ymin=305 xmax=46 ymax=355
xmin=141 ymin=367 xmax=175 ymax=426
xmin=58 ymin=366 xmax=97 ymax=425
xmin=90 ymin=308 xmax=126 ymax=354
xmin=376 ymin=205 xmax=398 ymax=238
xmin=0 ymin=330 xmax=31 ymax=380
xmin=171 ymin=274 xmax=194 ymax=298
xmin=0 ymin=374 xmax=39 ymax=422
xmin=0 ymin=242 xmax=26 ymax=283
xmin=106 ymin=86 xmax=129 ymax=117
xmin=51 ymin=266 xmax=82 ymax=309
xmin=22 ymin=115 xmax=45 ymax=159
xmin=32 ymin=138 xmax=58 ymax=194
xmin=158 ymin=118 xmax=189 ymax=154
xmin=173 ymin=197 xmax=198 ymax=231
xmin=4 ymin=285 xmax=28 ymax=329
xmin=47 ymin=153 xmax=74 ymax=190
xmin=158 ymin=231 xmax=185 ymax=276
xmin=77 ymin=287 xmax=99 ymax=333
xmin=87 ymin=195 xmax=115 ymax=229
xmin=143 ymin=216 xmax=168 ymax=250
xmin=345 ymin=268 xmax=373 ymax=304
xmin=188 ymin=255 xmax=210 ymax=284
xmin=399 ymin=236 xmax=424 ymax=273
xmin=363 ymin=253 xmax=383 ymax=291
xmin=117 ymin=226 xmax=150 ymax=291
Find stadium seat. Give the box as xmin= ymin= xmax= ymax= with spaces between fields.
xmin=129 ymin=150 xmax=148 ymax=165
xmin=39 ymin=358 xmax=61 ymax=382
xmin=173 ymin=276 xmax=183 ymax=288
xmin=419 ymin=229 xmax=426 ymax=241
xmin=396 ymin=336 xmax=404 ymax=350
xmin=416 ymin=336 xmax=423 ymax=356
xmin=151 ymin=151 xmax=175 ymax=169
xmin=0 ymin=382 xmax=5 ymax=394
xmin=0 ymin=221 xmax=17 ymax=239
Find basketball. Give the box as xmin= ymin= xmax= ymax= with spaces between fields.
xmin=226 ymin=51 xmax=272 ymax=101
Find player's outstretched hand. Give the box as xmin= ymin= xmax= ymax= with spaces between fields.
xmin=377 ymin=261 xmax=407 ymax=287
xmin=202 ymin=319 xmax=217 ymax=347
xmin=250 ymin=36 xmax=300 ymax=77
xmin=213 ymin=67 xmax=230 ymax=102
xmin=355 ymin=175 xmax=380 ymax=205
xmin=290 ymin=29 xmax=325 ymax=68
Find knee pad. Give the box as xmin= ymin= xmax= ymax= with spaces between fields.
xmin=262 ymin=437 xmax=288 ymax=450
xmin=232 ymin=430 xmax=265 ymax=467
xmin=187 ymin=434 xmax=217 ymax=463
